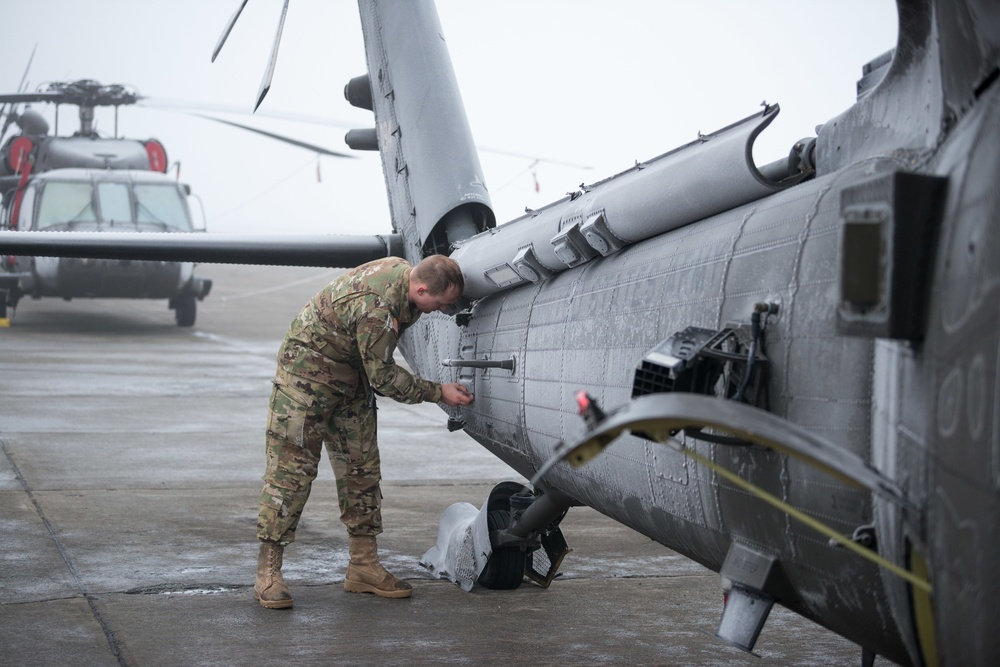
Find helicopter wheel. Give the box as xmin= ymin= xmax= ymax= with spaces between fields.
xmin=476 ymin=509 xmax=526 ymax=590
xmin=174 ymin=294 xmax=196 ymax=327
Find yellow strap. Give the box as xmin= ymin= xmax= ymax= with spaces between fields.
xmin=670 ymin=438 xmax=932 ymax=594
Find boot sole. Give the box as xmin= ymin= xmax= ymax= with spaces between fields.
xmin=344 ymin=581 xmax=412 ymax=599
xmin=254 ymin=589 xmax=294 ymax=609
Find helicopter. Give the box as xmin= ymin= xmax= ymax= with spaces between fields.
xmin=1 ymin=1 xmax=998 ymax=665
xmin=0 ymin=79 xmax=213 ymax=327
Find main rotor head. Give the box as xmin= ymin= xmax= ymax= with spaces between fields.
xmin=0 ymin=80 xmax=141 ymax=139
xmin=39 ymin=80 xmax=140 ymax=108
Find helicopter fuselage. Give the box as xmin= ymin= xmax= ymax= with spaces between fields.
xmin=373 ymin=1 xmax=1000 ymax=664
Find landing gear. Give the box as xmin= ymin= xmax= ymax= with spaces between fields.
xmin=0 ymin=279 xmax=22 ymax=327
xmin=172 ymin=293 xmax=196 ymax=327
xmin=169 ymin=276 xmax=211 ymax=328
xmin=0 ymin=289 xmax=10 ymax=327
xmin=475 ymin=482 xmax=574 ymax=591
xmin=477 ymin=509 xmax=526 ymax=590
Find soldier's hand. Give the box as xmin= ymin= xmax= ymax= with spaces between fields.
xmin=441 ymin=382 xmax=474 ymax=406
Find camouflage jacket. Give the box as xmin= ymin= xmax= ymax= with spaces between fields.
xmin=277 ymin=258 xmax=442 ymax=404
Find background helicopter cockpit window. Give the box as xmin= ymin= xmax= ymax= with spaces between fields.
xmin=35 ymin=182 xmax=96 ymax=229
xmin=97 ymin=182 xmax=132 ymax=225
xmin=31 ymin=180 xmax=192 ymax=231
xmin=135 ymin=184 xmax=191 ymax=231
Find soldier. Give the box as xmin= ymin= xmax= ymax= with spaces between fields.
xmin=254 ymin=255 xmax=474 ymax=609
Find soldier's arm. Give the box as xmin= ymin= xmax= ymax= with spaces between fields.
xmin=356 ymin=306 xmax=442 ymax=404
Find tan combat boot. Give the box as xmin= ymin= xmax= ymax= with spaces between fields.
xmin=344 ymin=535 xmax=413 ymax=599
xmin=254 ymin=541 xmax=294 ymax=609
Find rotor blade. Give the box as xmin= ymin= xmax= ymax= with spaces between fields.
xmin=17 ymin=43 xmax=37 ymax=93
xmin=0 ymin=92 xmax=65 ymax=105
xmin=137 ymin=97 xmax=362 ymax=129
xmin=189 ymin=113 xmax=356 ymax=158
xmin=0 ymin=104 xmax=11 ymax=141
xmin=138 ymin=98 xmax=591 ymax=169
xmin=211 ymin=0 xmax=249 ymax=63
xmin=0 ymin=231 xmax=402 ymax=268
xmin=255 ymin=0 xmax=290 ymax=111
xmin=476 ymin=145 xmax=593 ymax=170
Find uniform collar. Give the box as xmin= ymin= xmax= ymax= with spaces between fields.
xmin=398 ymin=266 xmax=420 ymax=324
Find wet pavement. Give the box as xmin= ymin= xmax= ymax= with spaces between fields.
xmin=0 ymin=264 xmax=866 ymax=666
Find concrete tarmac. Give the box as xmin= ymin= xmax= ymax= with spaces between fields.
xmin=0 ymin=264 xmax=867 ymax=666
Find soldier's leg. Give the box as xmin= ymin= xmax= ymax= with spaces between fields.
xmin=327 ymin=394 xmax=411 ymax=598
xmin=255 ymin=375 xmax=336 ymax=609
xmin=257 ymin=377 xmax=334 ymax=544
xmin=326 ymin=391 xmax=382 ymax=537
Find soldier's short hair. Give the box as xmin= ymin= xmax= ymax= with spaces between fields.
xmin=411 ymin=255 xmax=464 ymax=295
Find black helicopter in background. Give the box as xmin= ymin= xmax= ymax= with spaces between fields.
xmin=0 ymin=80 xmax=212 ymax=326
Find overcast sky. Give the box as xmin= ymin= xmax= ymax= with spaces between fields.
xmin=0 ymin=1 xmax=898 ymax=236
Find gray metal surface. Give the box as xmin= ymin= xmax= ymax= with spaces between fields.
xmin=358 ymin=0 xmax=495 ymax=256
xmin=445 ymin=158 xmax=912 ymax=662
xmin=451 ymin=105 xmax=792 ymax=301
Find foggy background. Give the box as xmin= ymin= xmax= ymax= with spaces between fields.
xmin=0 ymin=1 xmax=899 ymax=236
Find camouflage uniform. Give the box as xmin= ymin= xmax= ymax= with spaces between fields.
xmin=257 ymin=258 xmax=443 ymax=545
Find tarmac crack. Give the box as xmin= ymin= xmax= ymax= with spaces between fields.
xmin=1 ymin=436 xmax=130 ymax=667
xmin=0 ymin=594 xmax=86 ymax=605
xmin=124 ymin=583 xmax=248 ymax=595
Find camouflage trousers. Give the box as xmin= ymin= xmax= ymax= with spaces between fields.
xmin=256 ymin=368 xmax=382 ymax=545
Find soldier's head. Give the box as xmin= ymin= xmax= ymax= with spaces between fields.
xmin=409 ymin=255 xmax=464 ymax=313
